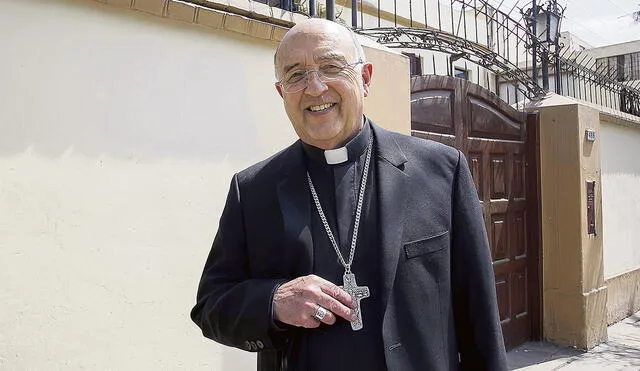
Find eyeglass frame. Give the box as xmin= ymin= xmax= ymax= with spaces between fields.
xmin=275 ymin=60 xmax=365 ymax=94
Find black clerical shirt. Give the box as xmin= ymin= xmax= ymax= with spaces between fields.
xmin=292 ymin=121 xmax=387 ymax=371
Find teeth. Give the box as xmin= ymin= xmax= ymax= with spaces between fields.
xmin=309 ymin=103 xmax=333 ymax=112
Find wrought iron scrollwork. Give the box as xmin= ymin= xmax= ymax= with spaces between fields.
xmin=358 ymin=27 xmax=545 ymax=99
xmin=356 ymin=0 xmax=547 ymax=99
xmin=353 ymin=0 xmax=639 ymax=116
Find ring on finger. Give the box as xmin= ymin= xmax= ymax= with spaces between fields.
xmin=313 ymin=305 xmax=328 ymax=321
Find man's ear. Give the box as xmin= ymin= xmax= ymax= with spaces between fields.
xmin=275 ymin=83 xmax=284 ymax=98
xmin=361 ymin=63 xmax=373 ymax=97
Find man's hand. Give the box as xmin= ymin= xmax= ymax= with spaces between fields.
xmin=273 ymin=275 xmax=357 ymax=328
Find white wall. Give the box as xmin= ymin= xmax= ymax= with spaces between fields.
xmin=587 ymin=40 xmax=640 ymax=59
xmin=600 ymin=119 xmax=640 ymax=279
xmin=560 ymin=32 xmax=594 ymax=52
xmin=0 ymin=0 xmax=295 ymax=369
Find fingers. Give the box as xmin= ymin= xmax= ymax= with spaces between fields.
xmin=319 ymin=279 xmax=355 ymax=308
xmin=272 ymin=275 xmax=357 ymax=328
xmin=311 ymin=304 xmax=336 ymax=326
xmin=310 ymin=276 xmax=356 ymax=322
xmin=295 ymin=301 xmax=338 ymax=329
xmin=315 ymin=290 xmax=356 ymax=323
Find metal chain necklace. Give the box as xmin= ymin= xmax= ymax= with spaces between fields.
xmin=305 ymin=133 xmax=373 ymax=331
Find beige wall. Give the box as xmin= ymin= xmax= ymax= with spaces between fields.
xmin=527 ymin=94 xmax=608 ymax=350
xmin=0 ymin=0 xmax=409 ymax=369
xmin=360 ymin=36 xmax=410 ymax=134
xmin=530 ymin=92 xmax=640 ymax=344
xmin=0 ymin=0 xmax=286 ymax=369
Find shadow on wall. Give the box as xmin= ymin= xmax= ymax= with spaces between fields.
xmin=0 ymin=0 xmax=290 ymax=163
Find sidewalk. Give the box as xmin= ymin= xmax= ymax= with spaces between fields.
xmin=507 ymin=311 xmax=640 ymax=370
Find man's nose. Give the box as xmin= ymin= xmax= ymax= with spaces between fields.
xmin=304 ymin=70 xmax=328 ymax=96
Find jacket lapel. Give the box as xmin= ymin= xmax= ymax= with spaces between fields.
xmin=276 ymin=142 xmax=314 ymax=276
xmin=371 ymin=123 xmax=409 ymax=312
xmin=274 ymin=124 xmax=409 ymax=305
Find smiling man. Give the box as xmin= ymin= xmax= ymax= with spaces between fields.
xmin=191 ymin=19 xmax=507 ymax=371
xmin=274 ymin=20 xmax=371 ymax=150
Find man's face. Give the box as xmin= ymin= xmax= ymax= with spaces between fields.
xmin=274 ymin=21 xmax=373 ymax=150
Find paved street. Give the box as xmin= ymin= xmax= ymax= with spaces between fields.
xmin=508 ymin=311 xmax=640 ymax=370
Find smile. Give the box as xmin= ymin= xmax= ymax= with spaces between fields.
xmin=307 ymin=103 xmax=336 ymax=112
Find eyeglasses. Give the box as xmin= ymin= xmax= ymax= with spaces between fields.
xmin=276 ymin=61 xmax=364 ymax=94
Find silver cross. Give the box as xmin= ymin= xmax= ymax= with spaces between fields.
xmin=342 ymin=272 xmax=370 ymax=331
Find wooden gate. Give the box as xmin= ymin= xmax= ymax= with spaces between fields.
xmin=410 ymin=75 xmax=541 ymax=350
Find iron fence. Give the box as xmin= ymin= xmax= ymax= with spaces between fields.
xmin=245 ymin=0 xmax=640 ymax=117
xmin=556 ymin=50 xmax=640 ymax=116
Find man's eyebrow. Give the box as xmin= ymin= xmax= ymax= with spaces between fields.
xmin=315 ymin=53 xmax=348 ymax=63
xmin=282 ymin=62 xmax=301 ymax=75
xmin=281 ymin=53 xmax=347 ymax=75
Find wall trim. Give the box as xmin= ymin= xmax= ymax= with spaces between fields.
xmin=97 ymin=0 xmax=306 ymax=41
xmin=605 ymin=267 xmax=640 ymax=325
xmin=600 ymin=111 xmax=640 ymax=129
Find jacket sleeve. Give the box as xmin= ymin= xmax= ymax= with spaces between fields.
xmin=450 ymin=150 xmax=508 ymax=371
xmin=190 ymin=174 xmax=290 ymax=352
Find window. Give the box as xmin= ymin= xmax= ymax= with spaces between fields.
xmin=403 ymin=52 xmax=423 ymax=76
xmin=630 ymin=52 xmax=640 ymax=80
xmin=454 ymin=67 xmax=469 ymax=80
xmin=597 ymin=52 xmax=640 ymax=82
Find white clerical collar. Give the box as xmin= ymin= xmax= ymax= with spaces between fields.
xmin=301 ymin=119 xmax=371 ymax=165
xmin=324 ymin=147 xmax=349 ymax=164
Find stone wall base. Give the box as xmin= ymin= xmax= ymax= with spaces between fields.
xmin=606 ymin=268 xmax=640 ymax=325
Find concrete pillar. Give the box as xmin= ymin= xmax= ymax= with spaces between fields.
xmin=527 ymin=94 xmax=608 ymax=349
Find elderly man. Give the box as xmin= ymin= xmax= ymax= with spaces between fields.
xmin=191 ymin=18 xmax=507 ymax=371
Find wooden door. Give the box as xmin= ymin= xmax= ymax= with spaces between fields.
xmin=410 ymin=75 xmax=541 ymax=350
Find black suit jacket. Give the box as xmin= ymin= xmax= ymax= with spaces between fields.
xmin=191 ymin=121 xmax=507 ymax=371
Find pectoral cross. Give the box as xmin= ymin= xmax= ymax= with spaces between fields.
xmin=342 ymin=272 xmax=370 ymax=331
